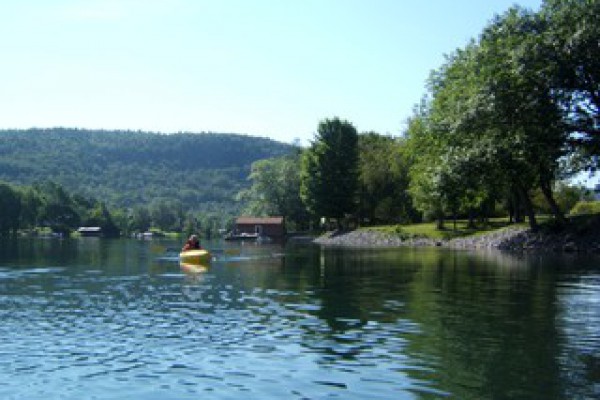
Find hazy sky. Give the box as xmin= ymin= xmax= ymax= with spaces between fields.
xmin=1 ymin=0 xmax=544 ymax=144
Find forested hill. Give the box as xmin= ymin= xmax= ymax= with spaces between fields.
xmin=0 ymin=128 xmax=294 ymax=214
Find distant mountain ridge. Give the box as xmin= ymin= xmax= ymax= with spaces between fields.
xmin=0 ymin=128 xmax=294 ymax=214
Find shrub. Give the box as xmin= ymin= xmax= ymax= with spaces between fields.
xmin=569 ymin=201 xmax=600 ymax=216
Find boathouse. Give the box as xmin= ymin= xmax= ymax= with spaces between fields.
xmin=233 ymin=216 xmax=285 ymax=238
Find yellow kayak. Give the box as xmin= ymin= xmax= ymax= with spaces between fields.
xmin=179 ymin=249 xmax=212 ymax=265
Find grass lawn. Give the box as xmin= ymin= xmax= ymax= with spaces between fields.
xmin=363 ymin=218 xmax=529 ymax=240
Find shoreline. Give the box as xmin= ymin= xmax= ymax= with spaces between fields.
xmin=313 ymin=226 xmax=600 ymax=254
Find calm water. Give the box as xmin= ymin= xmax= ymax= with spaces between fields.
xmin=0 ymin=237 xmax=599 ymax=400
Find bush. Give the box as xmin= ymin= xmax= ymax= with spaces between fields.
xmin=569 ymin=200 xmax=600 ymax=216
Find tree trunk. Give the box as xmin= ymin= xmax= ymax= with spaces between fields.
xmin=509 ymin=189 xmax=524 ymax=223
xmin=436 ymin=209 xmax=445 ymax=230
xmin=468 ymin=208 xmax=475 ymax=229
xmin=517 ymin=185 xmax=538 ymax=231
xmin=437 ymin=217 xmax=444 ymax=230
xmin=540 ymin=179 xmax=565 ymax=224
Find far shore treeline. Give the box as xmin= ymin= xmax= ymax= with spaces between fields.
xmin=0 ymin=129 xmax=293 ymax=237
xmin=0 ymin=0 xmax=598 ymax=238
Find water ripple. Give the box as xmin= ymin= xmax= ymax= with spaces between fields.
xmin=2 ymin=246 xmax=598 ymax=399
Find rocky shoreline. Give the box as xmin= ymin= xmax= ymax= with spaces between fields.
xmin=314 ymin=226 xmax=600 ymax=254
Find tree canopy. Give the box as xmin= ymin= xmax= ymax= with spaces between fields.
xmin=237 ymin=151 xmax=310 ymax=230
xmin=541 ymin=0 xmax=600 ymax=163
xmin=300 ymin=118 xmax=359 ymax=223
xmin=358 ymin=133 xmax=417 ymax=224
xmin=0 ymin=128 xmax=294 ymax=217
xmin=405 ymin=1 xmax=598 ymax=230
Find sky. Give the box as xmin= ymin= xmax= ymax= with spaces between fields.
xmin=0 ymin=0 xmax=545 ymax=145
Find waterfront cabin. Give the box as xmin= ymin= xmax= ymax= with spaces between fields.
xmin=227 ymin=216 xmax=285 ymax=240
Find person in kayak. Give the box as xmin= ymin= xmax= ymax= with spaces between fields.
xmin=182 ymin=234 xmax=201 ymax=251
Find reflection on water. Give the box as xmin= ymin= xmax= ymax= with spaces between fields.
xmin=0 ymin=238 xmax=598 ymax=399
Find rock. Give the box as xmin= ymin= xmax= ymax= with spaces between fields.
xmin=313 ymin=225 xmax=600 ymax=254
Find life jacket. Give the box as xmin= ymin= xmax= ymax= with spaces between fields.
xmin=183 ymin=240 xmax=201 ymax=251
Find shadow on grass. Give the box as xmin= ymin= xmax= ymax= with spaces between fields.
xmin=437 ymin=220 xmax=515 ymax=239
xmin=370 ymin=219 xmax=523 ymax=241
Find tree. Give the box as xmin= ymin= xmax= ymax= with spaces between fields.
xmin=110 ymin=208 xmax=131 ymax=235
xmin=542 ymin=0 xmax=600 ymax=165
xmin=300 ymin=118 xmax=359 ymax=226
xmin=182 ymin=213 xmax=199 ymax=238
xmin=408 ymin=7 xmax=571 ymax=230
xmin=149 ymin=199 xmax=183 ymax=232
xmin=358 ymin=133 xmax=417 ymax=224
xmin=532 ymin=182 xmax=595 ymax=215
xmin=475 ymin=7 xmax=568 ymax=226
xmin=37 ymin=181 xmax=81 ymax=234
xmin=0 ymin=182 xmax=21 ymax=235
xmin=238 ymin=151 xmax=310 ymax=230
xmin=18 ymin=186 xmax=42 ymax=230
xmin=83 ymin=202 xmax=120 ymax=237
xmin=130 ymin=206 xmax=152 ymax=232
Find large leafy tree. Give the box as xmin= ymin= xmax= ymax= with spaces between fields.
xmin=18 ymin=186 xmax=43 ymax=230
xmin=407 ymin=48 xmax=503 ymax=228
xmin=476 ymin=7 xmax=568 ymax=226
xmin=358 ymin=132 xmax=417 ymax=224
xmin=82 ymin=202 xmax=120 ymax=237
xmin=542 ymin=0 xmax=600 ymax=164
xmin=300 ymin=118 xmax=359 ymax=224
xmin=405 ymin=106 xmax=445 ymax=226
xmin=37 ymin=181 xmax=81 ymax=234
xmin=130 ymin=206 xmax=152 ymax=232
xmin=237 ymin=152 xmax=310 ymax=230
xmin=0 ymin=182 xmax=21 ymax=235
xmin=149 ymin=198 xmax=183 ymax=232
xmin=408 ymin=7 xmax=571 ymax=230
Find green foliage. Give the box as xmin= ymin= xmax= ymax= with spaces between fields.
xmin=36 ymin=181 xmax=82 ymax=234
xmin=0 ymin=128 xmax=295 ymax=235
xmin=0 ymin=128 xmax=294 ymax=217
xmin=82 ymin=202 xmax=120 ymax=237
xmin=358 ymin=133 xmax=418 ymax=224
xmin=300 ymin=118 xmax=359 ymax=222
xmin=541 ymin=0 xmax=600 ymax=165
xmin=0 ymin=180 xmax=121 ymax=236
xmin=129 ymin=206 xmax=152 ymax=233
xmin=569 ymin=200 xmax=600 ymax=216
xmin=532 ymin=182 xmax=594 ymax=214
xmin=405 ymin=4 xmax=593 ymax=230
xmin=238 ymin=152 xmax=310 ymax=230
xmin=0 ymin=178 xmax=230 ymax=237
xmin=405 ymin=110 xmax=445 ymax=224
xmin=18 ymin=186 xmax=42 ymax=229
xmin=0 ymin=182 xmax=21 ymax=235
xmin=149 ymin=198 xmax=184 ymax=232
xmin=197 ymin=213 xmax=227 ymax=239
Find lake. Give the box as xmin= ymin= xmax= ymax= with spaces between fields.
xmin=0 ymin=237 xmax=598 ymax=399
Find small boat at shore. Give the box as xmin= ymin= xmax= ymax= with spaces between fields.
xmin=224 ymin=232 xmax=260 ymax=241
xmin=179 ymin=249 xmax=212 ymax=265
